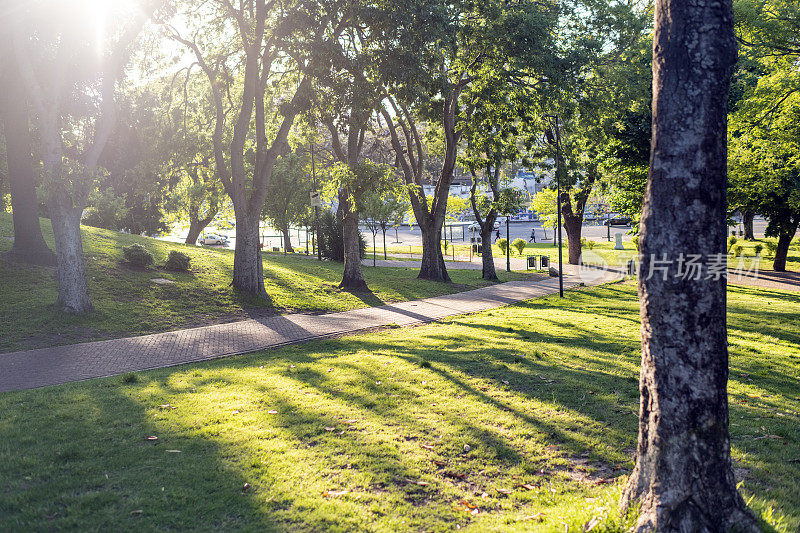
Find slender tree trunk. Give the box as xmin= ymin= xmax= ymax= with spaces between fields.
xmin=282 ymin=223 xmax=294 ymax=253
xmin=621 ymin=0 xmax=759 ymax=529
xmin=773 ymin=225 xmax=797 ymax=272
xmin=339 ymin=191 xmax=367 ymax=290
xmin=50 ymin=201 xmax=93 ymax=313
xmin=418 ymin=219 xmax=450 ymax=282
xmin=0 ymin=77 xmax=54 ymax=265
xmin=742 ymin=210 xmax=755 ymax=240
xmin=232 ymin=209 xmax=266 ymax=298
xmin=382 ymin=225 xmax=387 ymax=260
xmin=563 ymin=216 xmax=582 ymax=265
xmin=480 ymin=221 xmax=497 ymax=281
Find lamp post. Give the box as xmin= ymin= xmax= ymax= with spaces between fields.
xmin=506 ymin=215 xmax=510 ymax=271
xmin=311 ymin=142 xmax=321 ymax=261
xmin=544 ymin=114 xmax=564 ymax=298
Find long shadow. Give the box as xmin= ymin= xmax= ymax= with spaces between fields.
xmin=0 ymin=379 xmax=277 ymax=531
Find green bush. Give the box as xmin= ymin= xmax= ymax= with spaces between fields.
xmin=511 ymin=238 xmax=526 ymax=255
xmin=497 ymin=238 xmax=509 ymax=255
xmin=764 ymin=240 xmax=778 ymax=256
xmin=733 ymin=244 xmax=744 ymax=257
xmin=580 ymin=237 xmax=596 ymax=250
xmin=165 ymin=250 xmax=191 ymax=271
xmin=727 ymin=235 xmax=737 ymax=252
xmin=632 ymin=236 xmax=639 ymax=251
xmin=754 ymin=243 xmax=764 ymax=256
xmin=122 ymin=243 xmax=154 ymax=267
xmin=318 ymin=210 xmax=365 ymax=262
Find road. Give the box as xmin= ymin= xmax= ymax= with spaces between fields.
xmin=157 ymin=217 xmax=769 ymax=251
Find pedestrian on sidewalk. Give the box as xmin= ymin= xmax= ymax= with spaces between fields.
xmin=528 ymin=228 xmax=536 ymax=243
xmin=495 ymin=229 xmax=500 ymax=241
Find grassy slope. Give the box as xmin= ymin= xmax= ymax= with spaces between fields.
xmin=0 ymin=282 xmax=797 ymax=531
xmin=0 ymin=214 xmax=534 ymax=352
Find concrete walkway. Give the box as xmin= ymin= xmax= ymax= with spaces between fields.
xmin=0 ymin=274 xmax=604 ymax=394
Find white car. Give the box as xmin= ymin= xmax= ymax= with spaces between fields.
xmin=468 ymin=220 xmax=502 ymax=231
xmin=200 ymin=233 xmax=229 ymax=246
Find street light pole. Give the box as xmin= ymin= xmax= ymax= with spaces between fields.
xmin=544 ymin=114 xmax=564 ymax=298
xmin=506 ymin=215 xmax=510 ymax=271
xmin=312 ymin=142 xmax=321 ymax=261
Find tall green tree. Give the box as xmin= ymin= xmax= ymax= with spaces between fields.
xmin=262 ymin=152 xmax=312 ymax=254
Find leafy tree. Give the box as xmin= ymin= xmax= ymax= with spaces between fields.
xmin=12 ymin=1 xmax=157 ymax=313
xmin=361 ymin=189 xmax=408 ymax=262
xmin=262 ymin=153 xmax=312 ymax=254
xmin=165 ymin=0 xmax=327 ymax=298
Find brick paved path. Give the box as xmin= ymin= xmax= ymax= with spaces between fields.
xmin=0 ymin=275 xmax=600 ymax=393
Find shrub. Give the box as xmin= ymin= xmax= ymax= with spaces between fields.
xmin=764 ymin=240 xmax=778 ymax=256
xmin=122 ymin=243 xmax=154 ymax=267
xmin=727 ymin=235 xmax=737 ymax=252
xmin=632 ymin=236 xmax=640 ymax=251
xmin=754 ymin=243 xmax=764 ymax=256
xmin=318 ymin=210 xmax=365 ymax=262
xmin=511 ymin=238 xmax=527 ymax=256
xmin=580 ymin=237 xmax=596 ymax=250
xmin=497 ymin=238 xmax=509 ymax=255
xmin=733 ymin=244 xmax=744 ymax=257
xmin=165 ymin=250 xmax=191 ymax=271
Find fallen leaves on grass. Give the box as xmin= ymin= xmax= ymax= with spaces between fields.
xmin=496 ymin=488 xmax=514 ymax=495
xmin=242 ymin=483 xmax=251 ymax=491
xmin=520 ymin=512 xmax=546 ymax=522
xmin=144 ymin=436 xmax=158 ymax=441
xmin=322 ymin=490 xmax=348 ymax=497
xmin=420 ymin=443 xmax=436 ymax=450
xmin=267 ymin=410 xmax=278 ymax=414
xmin=405 ymin=478 xmax=430 ymax=486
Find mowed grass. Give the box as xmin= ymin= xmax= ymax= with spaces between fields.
xmin=0 ymin=214 xmax=535 ymax=352
xmin=0 ymin=282 xmax=797 ymax=531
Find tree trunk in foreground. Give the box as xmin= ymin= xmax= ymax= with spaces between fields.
xmin=0 ymin=78 xmax=54 ymax=265
xmin=562 ymin=213 xmax=582 ymax=266
xmin=50 ymin=202 xmax=93 ymax=313
xmin=282 ymin=224 xmax=294 ymax=253
xmin=232 ymin=210 xmax=266 ymax=298
xmin=620 ymin=0 xmax=759 ymax=529
xmin=419 ymin=220 xmax=451 ymax=282
xmin=339 ymin=191 xmax=367 ymax=290
xmin=480 ymin=220 xmax=498 ymax=281
xmin=773 ymin=225 xmax=797 ymax=272
xmin=742 ymin=210 xmax=755 ymax=240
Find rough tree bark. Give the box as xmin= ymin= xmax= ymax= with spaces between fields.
xmin=281 ymin=223 xmax=294 ymax=253
xmin=469 ymin=167 xmax=499 ymax=281
xmin=0 ymin=73 xmax=54 ymax=265
xmin=338 ymin=191 xmax=367 ymax=290
xmin=773 ymin=222 xmax=798 ymax=272
xmin=742 ymin=210 xmax=755 ymax=240
xmin=185 ymin=209 xmax=216 ymax=245
xmin=50 ymin=202 xmax=92 ymax=313
xmin=560 ymin=194 xmax=583 ymax=266
xmin=231 ymin=210 xmax=265 ymax=295
xmin=620 ymin=0 xmax=760 ymax=529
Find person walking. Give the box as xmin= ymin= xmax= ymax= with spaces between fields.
xmin=528 ymin=228 xmax=537 ymax=243
xmin=494 ymin=228 xmax=501 ymax=242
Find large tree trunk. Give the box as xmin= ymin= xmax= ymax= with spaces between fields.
xmin=0 ymin=76 xmax=54 ymax=265
xmin=50 ymin=202 xmax=93 ymax=314
xmin=231 ymin=209 xmax=266 ymax=298
xmin=620 ymin=0 xmax=759 ymax=529
xmin=339 ymin=191 xmax=367 ymax=290
xmin=185 ymin=212 xmax=215 ymax=245
xmin=563 ymin=215 xmax=582 ymax=266
xmin=773 ymin=224 xmax=797 ymax=272
xmin=742 ymin=210 xmax=755 ymax=240
xmin=479 ymin=219 xmax=497 ymax=281
xmin=419 ymin=220 xmax=450 ymax=283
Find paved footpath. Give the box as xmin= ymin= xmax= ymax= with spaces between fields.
xmin=0 ymin=274 xmax=604 ymax=394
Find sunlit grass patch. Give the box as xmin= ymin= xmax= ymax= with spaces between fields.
xmin=0 ymin=283 xmax=797 ymax=531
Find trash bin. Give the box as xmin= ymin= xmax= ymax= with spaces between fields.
xmin=539 ymin=255 xmax=549 ymax=269
xmin=472 ymin=244 xmax=482 ymax=255
xmin=527 ymin=256 xmax=536 ymax=269
xmin=627 ymin=259 xmax=637 ymax=276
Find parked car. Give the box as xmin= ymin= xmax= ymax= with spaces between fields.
xmin=200 ymin=233 xmax=229 ymax=246
xmin=604 ymin=214 xmax=632 ymax=226
xmin=468 ymin=220 xmax=502 ymax=231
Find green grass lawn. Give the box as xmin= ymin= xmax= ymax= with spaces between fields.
xmin=0 ymin=282 xmax=797 ymax=531
xmin=0 ymin=214 xmax=535 ymax=352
